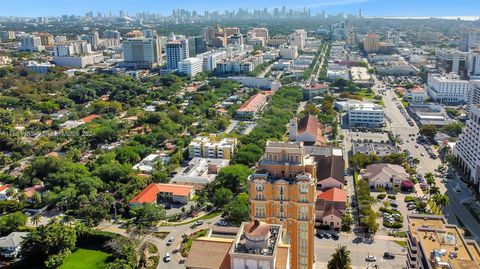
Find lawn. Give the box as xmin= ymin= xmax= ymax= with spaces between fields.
xmin=60 ymin=248 xmax=111 ymax=269
xmin=394 ymin=240 xmax=408 ymax=248
xmin=160 ymin=211 xmax=222 ymax=226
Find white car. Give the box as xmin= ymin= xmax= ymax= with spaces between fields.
xmin=164 ymin=253 xmax=171 ymax=262
xmin=366 ymin=255 xmax=377 ymax=262
xmin=166 ymin=237 xmax=174 ymax=246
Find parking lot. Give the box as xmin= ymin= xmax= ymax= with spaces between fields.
xmin=314 ymin=233 xmax=406 ymax=269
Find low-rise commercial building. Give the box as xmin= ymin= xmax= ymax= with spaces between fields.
xmin=409 ymin=103 xmax=448 ymax=127
xmin=302 ymin=84 xmax=328 ymax=100
xmin=228 ymin=77 xmax=281 ymax=91
xmin=427 ymin=73 xmax=472 ymax=104
xmin=315 ymin=188 xmax=347 ymax=229
xmin=405 ymin=86 xmax=428 ymax=103
xmin=236 ymin=93 xmax=268 ymax=119
xmin=362 ymin=163 xmax=410 ymax=190
xmin=171 ymin=158 xmax=229 ymax=189
xmin=186 ymin=220 xmax=291 ymax=269
xmin=348 ymin=102 xmax=385 ymax=128
xmin=406 ymin=214 xmax=480 ymax=269
xmin=130 ymin=183 xmax=195 ymax=205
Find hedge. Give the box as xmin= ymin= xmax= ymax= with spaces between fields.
xmin=377 ymin=194 xmax=386 ymax=199
xmin=404 ymin=196 xmax=416 ymax=202
xmin=383 ymin=221 xmax=403 ymax=228
xmin=379 ymin=207 xmax=400 ymax=214
xmin=388 ymin=195 xmax=397 ymax=200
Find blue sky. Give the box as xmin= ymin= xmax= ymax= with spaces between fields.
xmin=0 ymin=0 xmax=479 ymax=17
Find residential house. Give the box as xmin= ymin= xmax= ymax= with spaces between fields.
xmin=171 ymin=158 xmax=229 ymax=189
xmin=362 ymin=163 xmax=410 ymax=190
xmin=0 ymin=232 xmax=29 ymax=258
xmin=0 ymin=184 xmax=15 ymax=201
xmin=133 ymin=153 xmax=170 ymax=174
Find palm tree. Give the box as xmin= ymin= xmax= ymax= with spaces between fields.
xmin=31 ymin=214 xmax=41 ymax=227
xmin=433 ymin=194 xmax=449 ymax=214
xmin=425 ymin=172 xmax=436 ymax=187
xmin=428 ymin=186 xmax=441 ymax=203
xmin=327 ymin=245 xmax=352 ymax=269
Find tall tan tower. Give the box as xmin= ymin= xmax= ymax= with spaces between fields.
xmin=249 ymin=141 xmax=317 ymax=269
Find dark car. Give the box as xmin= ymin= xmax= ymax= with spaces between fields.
xmin=331 ymin=233 xmax=339 ymax=240
xmin=316 ymin=232 xmax=324 ymax=239
xmin=383 ymin=252 xmax=396 ymax=259
xmin=323 ymin=233 xmax=331 ymax=239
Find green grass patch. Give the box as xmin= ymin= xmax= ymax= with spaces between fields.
xmin=394 ymin=240 xmax=408 ymax=248
xmin=181 ymin=228 xmax=209 ymax=256
xmin=60 ymin=248 xmax=111 ymax=269
xmin=146 ymin=256 xmax=159 ymax=269
xmin=160 ymin=211 xmax=221 ymax=226
xmin=147 ymin=242 xmax=158 ymax=253
xmin=153 ymin=231 xmax=170 ymax=239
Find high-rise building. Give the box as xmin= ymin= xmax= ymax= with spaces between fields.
xmin=228 ymin=33 xmax=244 ymax=47
xmin=459 ymin=30 xmax=480 ymax=52
xmin=406 ymin=214 xmax=480 ymax=269
xmin=143 ymin=29 xmax=157 ymax=38
xmin=54 ymin=35 xmax=67 ymax=43
xmin=38 ymin=33 xmax=54 ymax=46
xmin=363 ymin=34 xmax=380 ymax=53
xmin=249 ymin=141 xmax=316 ymax=269
xmin=103 ymin=30 xmax=121 ymax=39
xmin=454 ymin=104 xmax=480 ymax=191
xmin=290 ymin=30 xmax=306 ymax=51
xmin=20 ymin=35 xmax=44 ymax=51
xmin=122 ymin=38 xmax=162 ymax=69
xmin=279 ymin=44 xmax=299 ymax=60
xmin=0 ymin=31 xmax=15 ymax=40
xmin=435 ymin=48 xmax=469 ymax=78
xmin=468 ymin=50 xmax=480 ymax=79
xmin=165 ymin=39 xmax=189 ymax=70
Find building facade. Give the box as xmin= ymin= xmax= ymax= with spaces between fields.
xmin=249 ymin=141 xmax=316 ymax=269
xmin=426 ymin=73 xmax=472 ymax=104
xmin=122 ymin=38 xmax=162 ymax=69
xmin=178 ymin=57 xmax=203 ymax=77
xmin=166 ymin=39 xmax=189 ymax=70
xmin=188 ymin=135 xmax=237 ymax=160
xmin=348 ymin=103 xmax=385 ymax=128
xmin=454 ymin=104 xmax=480 ymax=192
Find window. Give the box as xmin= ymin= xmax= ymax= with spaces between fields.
xmin=298 ymin=206 xmax=309 ymax=220
xmin=255 ymin=204 xmax=266 ymax=218
xmin=299 ymin=184 xmax=308 ymax=194
xmin=256 ymin=182 xmax=264 ymax=191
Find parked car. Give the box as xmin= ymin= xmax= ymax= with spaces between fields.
xmin=331 ymin=233 xmax=339 ymax=240
xmin=323 ymin=233 xmax=331 ymax=239
xmin=384 ymin=252 xmax=396 ymax=259
xmin=166 ymin=237 xmax=174 ymax=246
xmin=365 ymin=255 xmax=377 ymax=262
xmin=164 ymin=253 xmax=171 ymax=262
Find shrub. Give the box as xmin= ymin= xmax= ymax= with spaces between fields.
xmin=388 ymin=195 xmax=397 ymax=200
xmin=379 ymin=207 xmax=399 ymax=214
xmin=404 ymin=196 xmax=416 ymax=202
xmin=377 ymin=194 xmax=386 ymax=199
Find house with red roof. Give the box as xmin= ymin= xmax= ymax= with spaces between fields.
xmin=0 ymin=184 xmax=15 ymax=201
xmin=288 ymin=114 xmax=327 ymax=146
xmin=130 ymin=183 xmax=195 ymax=206
xmin=236 ymin=93 xmax=267 ymax=119
xmin=405 ymin=86 xmax=428 ymax=103
xmin=315 ymin=187 xmax=347 ymax=229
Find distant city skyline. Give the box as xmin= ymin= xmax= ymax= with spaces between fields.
xmin=0 ymin=0 xmax=479 ymax=18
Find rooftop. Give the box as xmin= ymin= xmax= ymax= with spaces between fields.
xmin=317 ymin=187 xmax=347 ymax=202
xmin=130 ymin=183 xmax=194 ymax=204
xmin=185 ymin=237 xmax=233 ymax=269
xmin=408 ymin=214 xmax=480 ymax=269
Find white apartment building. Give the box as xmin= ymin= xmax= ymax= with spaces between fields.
xmin=197 ymin=50 xmax=227 ymax=71
xmin=279 ymin=44 xmax=298 ymax=60
xmin=435 ymin=48 xmax=468 ymax=77
xmin=24 ymin=61 xmax=54 ymax=73
xmin=178 ymin=57 xmax=203 ymax=77
xmin=188 ymin=135 xmax=237 ymax=159
xmin=426 ymin=73 xmax=472 ymax=104
xmin=165 ymin=39 xmax=189 ymax=70
xmin=348 ymin=102 xmax=385 ymax=128
xmin=20 ymin=35 xmax=44 ymax=51
xmin=122 ymin=38 xmax=162 ymax=69
xmin=53 ymin=41 xmax=92 ymax=57
xmin=454 ymin=104 xmax=480 ymax=191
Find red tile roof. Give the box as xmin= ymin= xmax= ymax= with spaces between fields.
xmin=0 ymin=184 xmax=11 ymax=193
xmin=237 ymin=93 xmax=267 ymax=113
xmin=323 ymin=206 xmax=344 ymax=218
xmin=23 ymin=185 xmax=44 ymax=198
xmin=298 ymin=114 xmax=322 ymax=136
xmin=80 ymin=114 xmax=98 ymax=123
xmin=130 ymin=183 xmax=194 ymax=204
xmin=317 ymin=187 xmax=347 ymax=202
xmin=303 ymin=84 xmax=328 ymax=91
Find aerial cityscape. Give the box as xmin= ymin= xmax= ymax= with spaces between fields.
xmin=0 ymin=1 xmax=479 ymax=269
